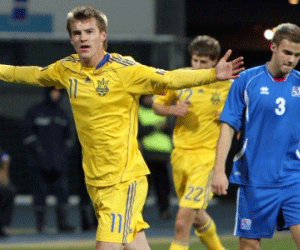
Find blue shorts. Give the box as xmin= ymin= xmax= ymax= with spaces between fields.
xmin=234 ymin=182 xmax=300 ymax=238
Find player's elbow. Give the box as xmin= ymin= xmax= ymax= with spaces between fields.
xmin=152 ymin=104 xmax=164 ymax=116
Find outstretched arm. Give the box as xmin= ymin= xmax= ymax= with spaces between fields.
xmin=0 ymin=64 xmax=64 ymax=88
xmin=211 ymin=123 xmax=235 ymax=195
xmin=161 ymin=51 xmax=243 ymax=90
xmin=215 ymin=50 xmax=244 ymax=81
xmin=153 ymin=101 xmax=190 ymax=117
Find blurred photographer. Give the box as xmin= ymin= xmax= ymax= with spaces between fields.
xmin=0 ymin=149 xmax=16 ymax=237
xmin=22 ymin=87 xmax=75 ymax=233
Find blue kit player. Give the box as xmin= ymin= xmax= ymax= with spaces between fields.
xmin=211 ymin=23 xmax=300 ymax=250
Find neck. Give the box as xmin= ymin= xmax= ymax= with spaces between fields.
xmin=81 ymin=51 xmax=105 ymax=68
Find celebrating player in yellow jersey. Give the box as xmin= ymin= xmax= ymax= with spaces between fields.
xmin=153 ymin=35 xmax=230 ymax=250
xmin=0 ymin=6 xmax=243 ymax=250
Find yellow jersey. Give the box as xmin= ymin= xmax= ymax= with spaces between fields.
xmin=154 ymin=77 xmax=231 ymax=151
xmin=0 ymin=53 xmax=217 ymax=186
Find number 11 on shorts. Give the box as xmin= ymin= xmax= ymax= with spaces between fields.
xmin=111 ymin=213 xmax=122 ymax=233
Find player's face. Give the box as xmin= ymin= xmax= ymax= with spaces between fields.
xmin=191 ymin=55 xmax=217 ymax=70
xmin=270 ymin=39 xmax=300 ymax=76
xmin=70 ymin=17 xmax=107 ymax=67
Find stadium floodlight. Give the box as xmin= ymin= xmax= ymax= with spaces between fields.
xmin=289 ymin=0 xmax=299 ymax=4
xmin=264 ymin=29 xmax=274 ymax=40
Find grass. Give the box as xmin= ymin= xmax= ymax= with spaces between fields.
xmin=1 ymin=232 xmax=296 ymax=250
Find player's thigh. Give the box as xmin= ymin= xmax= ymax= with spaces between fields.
xmin=235 ymin=186 xmax=280 ymax=239
xmin=95 ymin=241 xmax=123 ymax=250
xmin=87 ymin=176 xmax=149 ymax=244
xmin=124 ymin=230 xmax=150 ymax=250
xmin=171 ymin=148 xmax=214 ymax=209
xmin=175 ymin=206 xmax=197 ymax=229
xmin=279 ymin=182 xmax=300 ymax=231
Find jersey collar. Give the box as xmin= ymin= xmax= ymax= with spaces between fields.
xmin=96 ymin=53 xmax=111 ymax=69
xmin=265 ymin=63 xmax=288 ymax=83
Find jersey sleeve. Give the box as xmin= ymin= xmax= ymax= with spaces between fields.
xmin=220 ymin=75 xmax=247 ymax=131
xmin=153 ymin=89 xmax=177 ymax=105
xmin=0 ymin=61 xmax=65 ymax=88
xmin=165 ymin=68 xmax=217 ymax=89
xmin=121 ymin=63 xmax=217 ymax=95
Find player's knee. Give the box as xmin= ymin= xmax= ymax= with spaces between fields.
xmin=239 ymin=238 xmax=261 ymax=250
xmin=192 ymin=221 xmax=201 ymax=229
xmin=193 ymin=210 xmax=208 ymax=229
xmin=193 ymin=216 xmax=203 ymax=228
xmin=174 ymin=219 xmax=188 ymax=234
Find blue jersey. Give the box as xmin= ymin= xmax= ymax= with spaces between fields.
xmin=221 ymin=64 xmax=300 ymax=187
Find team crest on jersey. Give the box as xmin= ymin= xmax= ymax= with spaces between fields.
xmin=96 ymin=78 xmax=109 ymax=96
xmin=292 ymin=86 xmax=300 ymax=97
xmin=210 ymin=92 xmax=220 ymax=104
xmin=241 ymin=218 xmax=252 ymax=230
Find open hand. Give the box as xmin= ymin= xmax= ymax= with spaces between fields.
xmin=215 ymin=50 xmax=244 ymax=81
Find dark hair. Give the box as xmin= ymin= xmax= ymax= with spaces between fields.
xmin=272 ymin=23 xmax=300 ymax=46
xmin=66 ymin=6 xmax=108 ymax=49
xmin=188 ymin=35 xmax=221 ymax=61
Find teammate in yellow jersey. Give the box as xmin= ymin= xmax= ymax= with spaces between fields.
xmin=0 ymin=6 xmax=243 ymax=250
xmin=153 ymin=35 xmax=230 ymax=250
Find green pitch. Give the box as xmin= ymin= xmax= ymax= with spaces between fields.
xmin=1 ymin=233 xmax=296 ymax=250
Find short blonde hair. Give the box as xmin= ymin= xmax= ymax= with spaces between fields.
xmin=272 ymin=23 xmax=300 ymax=46
xmin=66 ymin=6 xmax=108 ymax=49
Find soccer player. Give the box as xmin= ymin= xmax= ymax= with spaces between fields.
xmin=211 ymin=23 xmax=300 ymax=250
xmin=153 ymin=35 xmax=229 ymax=250
xmin=0 ymin=6 xmax=243 ymax=250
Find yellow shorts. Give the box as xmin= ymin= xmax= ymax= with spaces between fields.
xmin=171 ymin=148 xmax=214 ymax=209
xmin=86 ymin=175 xmax=149 ymax=244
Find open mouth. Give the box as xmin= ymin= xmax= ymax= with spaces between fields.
xmin=80 ymin=45 xmax=90 ymax=50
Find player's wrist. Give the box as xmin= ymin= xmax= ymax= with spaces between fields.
xmin=213 ymin=165 xmax=226 ymax=173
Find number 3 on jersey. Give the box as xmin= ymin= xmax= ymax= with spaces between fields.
xmin=275 ymin=97 xmax=286 ymax=116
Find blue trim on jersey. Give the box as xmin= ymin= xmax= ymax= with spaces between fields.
xmin=96 ymin=53 xmax=111 ymax=69
xmin=221 ymin=64 xmax=300 ymax=187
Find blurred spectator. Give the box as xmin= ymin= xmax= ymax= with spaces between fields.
xmin=22 ymin=87 xmax=75 ymax=233
xmin=0 ymin=148 xmax=16 ymax=237
xmin=138 ymin=95 xmax=173 ymax=220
